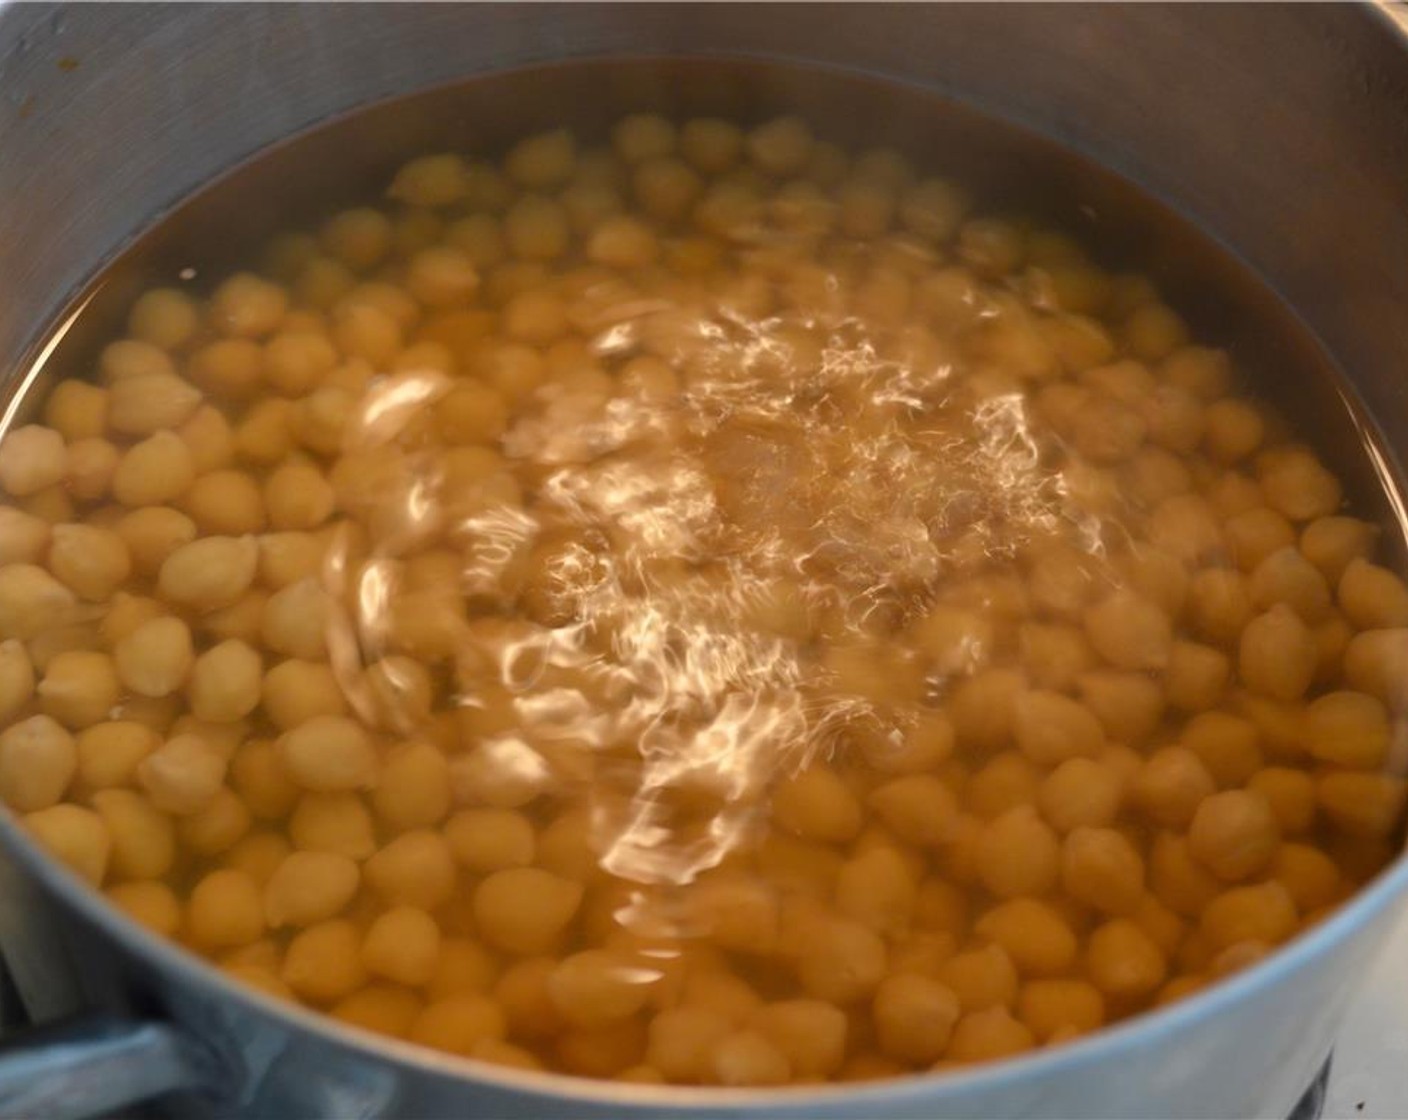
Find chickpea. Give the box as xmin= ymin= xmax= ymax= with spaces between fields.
xmin=705 ymin=1029 xmax=789 ymax=1087
xmin=1239 ymin=605 xmax=1317 ymax=702
xmin=187 ymin=868 xmax=265 ymax=950
xmin=282 ymin=919 xmax=367 ymax=1004
xmin=1085 ymin=919 xmax=1166 ymax=999
xmin=360 ymin=905 xmax=442 ymax=987
xmin=1037 ymin=757 xmax=1124 ymax=834
xmin=1018 ymin=979 xmax=1105 ymax=1042
xmin=643 ymin=1005 xmax=731 ymax=1082
xmin=1200 ymin=882 xmax=1298 ymax=952
xmin=36 ymin=651 xmax=120 ymax=730
xmin=542 ymin=948 xmax=655 ymax=1029
xmin=1301 ymin=516 xmax=1378 ymax=583
xmin=833 ymin=847 xmax=915 ymax=939
xmin=177 ymin=787 xmax=251 ymax=858
xmin=867 ymin=775 xmax=960 ymax=848
xmin=1188 ymin=789 xmax=1280 ymax=881
xmin=158 ymin=535 xmax=258 ymax=611
xmin=967 ymin=753 xmax=1039 ymax=820
xmin=949 ymin=669 xmax=1025 ymax=752
xmin=1062 ymin=827 xmax=1145 ymax=916
xmin=91 ymin=788 xmax=175 ymax=880
xmin=1343 ymin=628 xmax=1408 ymax=706
xmin=1132 ymin=748 xmax=1216 ymax=829
xmin=1182 ymin=711 xmax=1262 ymax=788
xmin=0 ymin=425 xmax=67 ymax=497
xmin=772 ymin=766 xmax=863 ymax=843
xmin=1317 ymin=771 xmax=1407 ymax=838
xmin=1248 ymin=547 xmax=1331 ymax=621
xmin=107 ymin=880 xmax=182 ymax=937
xmin=1273 ymin=844 xmax=1343 ymax=912
xmin=975 ymin=898 xmax=1078 ymax=977
xmin=737 ymin=1000 xmax=843 ymax=1081
xmin=870 ymin=974 xmax=960 ymax=1064
xmin=261 ymin=660 xmax=347 ymax=730
xmin=0 ymin=714 xmax=76 ymax=811
xmin=936 ymin=943 xmax=1019 ymax=1014
xmin=1084 ymin=589 xmax=1172 ymax=670
xmin=974 ymin=806 xmax=1060 ymax=899
xmin=186 ymin=640 xmax=261 ymax=724
xmin=0 ymin=508 xmax=52 ymax=566
xmin=136 ymin=734 xmax=227 ymax=815
xmin=1189 ymin=567 xmax=1254 ymax=647
xmin=289 ymin=792 xmax=376 ymax=859
xmin=683 ymin=872 xmax=779 ymax=955
xmin=365 ymin=829 xmax=457 ymax=910
xmin=794 ymin=916 xmax=886 ymax=1004
xmin=112 ymin=616 xmax=192 ymax=699
xmin=1014 ymin=690 xmax=1106 ymax=766
xmin=24 ymin=803 xmax=110 ymax=885
xmin=331 ymin=985 xmax=422 ymax=1040
xmin=1259 ymin=448 xmax=1342 ymax=523
xmin=945 ymin=1006 xmax=1035 ymax=1064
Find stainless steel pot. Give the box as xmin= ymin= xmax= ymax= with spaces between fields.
xmin=2 ymin=4 xmax=1408 ymax=1117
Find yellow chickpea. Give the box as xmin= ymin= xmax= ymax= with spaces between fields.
xmin=211 ymin=273 xmax=288 ymax=338
xmin=832 ymin=846 xmax=915 ymax=939
xmin=1189 ymin=789 xmax=1280 ymax=881
xmin=974 ymin=806 xmax=1060 ymax=899
xmin=1084 ymin=588 xmax=1172 ymax=670
xmin=1061 ymin=826 xmax=1145 ymax=916
xmin=1189 ymin=567 xmax=1254 ymax=647
xmin=945 ymin=1006 xmax=1036 ymax=1064
xmin=1317 ymin=771 xmax=1407 ymax=838
xmin=158 ymin=534 xmax=258 ymax=611
xmin=289 ymin=792 xmax=376 ymax=859
xmin=1038 ymin=757 xmax=1124 ymax=834
xmin=282 ymin=919 xmax=367 ymax=1004
xmin=0 ymin=425 xmax=67 ymax=497
xmin=1301 ymin=516 xmax=1378 ymax=583
xmin=261 ymin=660 xmax=347 ymax=730
xmin=1239 ymin=605 xmax=1317 ymax=702
xmin=43 ymin=382 xmax=107 ymax=445
xmin=90 ymin=788 xmax=175 ymax=880
xmin=23 ymin=803 xmax=110 ymax=885
xmin=1085 ymin=919 xmax=1167 ymax=999
xmin=709 ymin=1029 xmax=791 ymax=1087
xmin=1273 ymin=844 xmax=1343 ymax=912
xmin=1017 ymin=979 xmax=1105 ymax=1042
xmin=73 ymin=720 xmax=156 ymax=792
xmin=545 ymin=948 xmax=656 ymax=1029
xmin=106 ymin=880 xmax=182 ymax=937
xmin=771 ymin=766 xmax=863 ymax=844
xmin=331 ymin=985 xmax=423 ymax=1040
xmin=1181 ymin=711 xmax=1263 ymax=788
xmin=178 ymin=787 xmax=251 ymax=857
xmin=364 ymin=829 xmax=457 ymax=911
xmin=936 ymin=943 xmax=1019 ymax=1014
xmin=359 ymin=905 xmax=442 ymax=987
xmin=187 ymin=868 xmax=265 ymax=950
xmin=187 ymin=640 xmax=262 ymax=723
xmin=867 ymin=775 xmax=960 ymax=848
xmin=1013 ymin=690 xmax=1106 ymax=766
xmin=1259 ymin=448 xmax=1343 ymax=523
xmin=1200 ymin=881 xmax=1298 ymax=952
xmin=0 ymin=714 xmax=76 ymax=811
xmin=136 ymin=733 xmax=227 ymax=815
xmin=975 ymin=898 xmax=1079 ymax=978
xmin=35 ymin=650 xmax=120 ymax=730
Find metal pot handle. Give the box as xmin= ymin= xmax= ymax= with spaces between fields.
xmin=0 ymin=1012 xmax=218 ymax=1120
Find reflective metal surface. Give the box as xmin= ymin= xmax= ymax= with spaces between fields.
xmin=1 ymin=5 xmax=1408 ymax=1118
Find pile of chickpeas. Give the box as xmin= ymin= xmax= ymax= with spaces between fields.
xmin=1 ymin=111 xmax=1406 ymax=1088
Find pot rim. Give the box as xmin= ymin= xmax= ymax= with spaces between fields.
xmin=4 ymin=7 xmax=1408 ymax=1105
